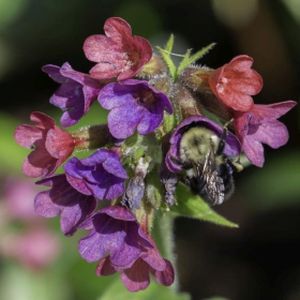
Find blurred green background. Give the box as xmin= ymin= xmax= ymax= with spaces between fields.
xmin=0 ymin=0 xmax=299 ymax=299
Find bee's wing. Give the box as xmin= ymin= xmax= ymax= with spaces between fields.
xmin=200 ymin=151 xmax=225 ymax=205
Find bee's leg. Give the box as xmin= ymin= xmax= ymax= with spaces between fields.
xmin=226 ymin=157 xmax=244 ymax=173
xmin=231 ymin=158 xmax=244 ymax=172
xmin=217 ymin=119 xmax=233 ymax=155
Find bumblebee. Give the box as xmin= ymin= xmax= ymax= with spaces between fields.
xmin=179 ymin=126 xmax=242 ymax=205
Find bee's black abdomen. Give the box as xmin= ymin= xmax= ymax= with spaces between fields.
xmin=218 ymin=163 xmax=235 ymax=200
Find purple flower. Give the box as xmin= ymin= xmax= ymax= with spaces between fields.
xmin=34 ymin=174 xmax=96 ymax=235
xmin=79 ymin=206 xmax=146 ymax=266
xmin=96 ymin=250 xmax=174 ymax=292
xmin=98 ymin=79 xmax=173 ymax=139
xmin=64 ymin=149 xmax=128 ymax=200
xmin=79 ymin=206 xmax=174 ymax=291
xmin=165 ymin=115 xmax=241 ymax=173
xmin=234 ymin=100 xmax=297 ymax=167
xmin=42 ymin=62 xmax=102 ymax=127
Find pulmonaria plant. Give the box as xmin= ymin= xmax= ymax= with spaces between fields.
xmin=15 ymin=16 xmax=296 ymax=292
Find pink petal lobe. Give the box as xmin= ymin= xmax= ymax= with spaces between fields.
xmin=242 ymin=136 xmax=265 ymax=167
xmin=230 ymin=55 xmax=254 ymax=71
xmin=89 ymin=62 xmax=122 ymax=80
xmin=104 ymin=17 xmax=132 ymax=42
xmin=255 ymin=121 xmax=289 ymax=149
xmin=83 ymin=34 xmax=122 ymax=63
xmin=220 ymin=89 xmax=254 ymax=112
xmin=15 ymin=125 xmax=42 ymax=148
xmin=152 ymin=259 xmax=175 ymax=286
xmin=30 ymin=111 xmax=55 ymax=129
xmin=252 ymin=101 xmax=297 ymax=120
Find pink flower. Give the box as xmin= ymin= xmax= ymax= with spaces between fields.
xmin=4 ymin=178 xmax=37 ymax=221
xmin=83 ymin=17 xmax=152 ymax=80
xmin=234 ymin=100 xmax=297 ymax=167
xmin=15 ymin=112 xmax=76 ymax=178
xmin=1 ymin=228 xmax=60 ymax=270
xmin=209 ymin=55 xmax=263 ymax=112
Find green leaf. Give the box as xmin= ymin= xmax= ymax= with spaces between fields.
xmin=165 ymin=34 xmax=175 ymax=53
xmin=176 ymin=49 xmax=192 ymax=78
xmin=188 ymin=43 xmax=216 ymax=63
xmin=157 ymin=46 xmax=177 ymax=79
xmin=172 ymin=184 xmax=238 ymax=228
xmin=156 ymin=34 xmax=177 ymax=79
xmin=98 ymin=277 xmax=190 ymax=300
xmin=177 ymin=43 xmax=216 ymax=76
xmin=163 ymin=112 xmax=176 ymax=134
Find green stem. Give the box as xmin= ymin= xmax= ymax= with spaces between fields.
xmin=153 ymin=212 xmax=179 ymax=291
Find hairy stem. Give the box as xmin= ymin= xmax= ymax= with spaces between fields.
xmin=153 ymin=212 xmax=179 ymax=291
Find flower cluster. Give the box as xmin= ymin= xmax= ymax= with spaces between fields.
xmin=15 ymin=16 xmax=296 ymax=291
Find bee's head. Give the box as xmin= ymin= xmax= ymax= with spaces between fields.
xmin=179 ymin=126 xmax=220 ymax=165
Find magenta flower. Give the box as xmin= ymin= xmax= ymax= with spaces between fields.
xmin=34 ymin=174 xmax=96 ymax=235
xmin=165 ymin=115 xmax=241 ymax=173
xmin=234 ymin=100 xmax=297 ymax=167
xmin=83 ymin=17 xmax=152 ymax=80
xmin=209 ymin=55 xmax=263 ymax=112
xmin=15 ymin=112 xmax=75 ymax=178
xmin=79 ymin=206 xmax=174 ymax=291
xmin=42 ymin=62 xmax=102 ymax=127
xmin=98 ymin=79 xmax=173 ymax=139
xmin=64 ymin=149 xmax=128 ymax=200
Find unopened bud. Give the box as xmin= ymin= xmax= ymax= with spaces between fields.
xmin=137 ymin=54 xmax=167 ymax=78
xmin=72 ymin=124 xmax=117 ymax=150
xmin=180 ymin=66 xmax=212 ymax=92
xmin=173 ymin=85 xmax=201 ymax=118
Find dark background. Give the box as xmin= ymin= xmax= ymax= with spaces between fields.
xmin=0 ymin=0 xmax=299 ymax=299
